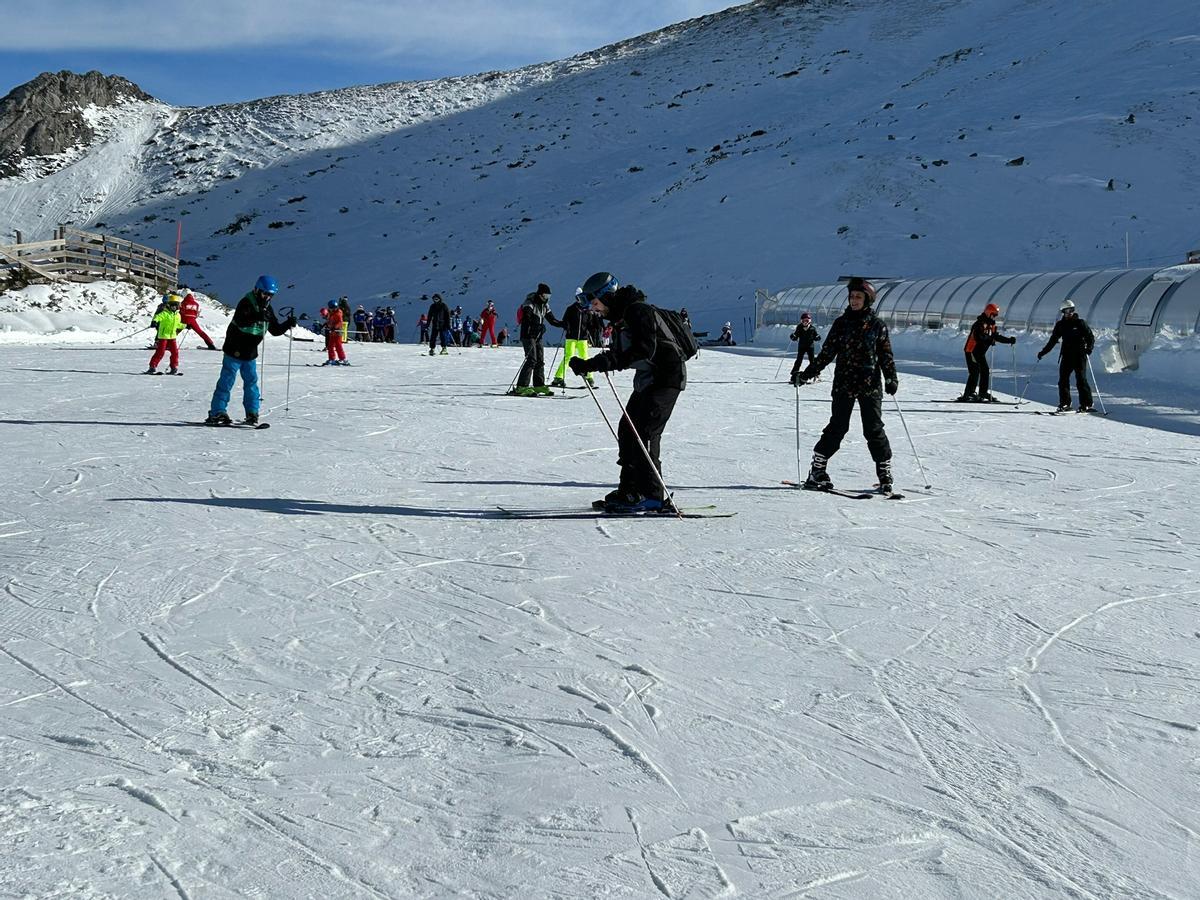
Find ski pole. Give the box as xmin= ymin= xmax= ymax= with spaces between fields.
xmin=1017 ymin=357 xmax=1041 ymax=404
xmin=605 ymin=374 xmax=682 ymax=519
xmin=285 ymin=331 xmax=295 ymax=415
xmin=546 ymin=342 xmax=562 ymax=393
xmin=110 ymin=324 xmax=153 ymax=344
xmin=260 ymin=334 xmax=267 ymax=403
xmin=1086 ymin=356 xmax=1108 ymax=415
xmin=775 ymin=352 xmax=790 ymax=382
xmin=795 ymin=382 xmax=803 ymax=485
xmin=890 ymin=394 xmax=931 ymax=489
xmin=1010 ymin=343 xmax=1018 ymax=402
xmin=582 ymin=375 xmax=620 ymax=442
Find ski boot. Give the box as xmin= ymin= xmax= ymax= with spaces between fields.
xmin=205 ymin=411 xmax=233 ymax=426
xmin=428 ymin=348 xmax=435 ymax=356
xmin=439 ymin=348 xmax=449 ymax=355
xmin=550 ymin=377 xmax=567 ymax=388
xmin=978 ymin=392 xmax=995 ymax=402
xmin=514 ymin=386 xmax=539 ymax=397
xmin=1056 ymin=403 xmax=1072 ymax=412
xmin=322 ymin=359 xmax=337 ymax=366
xmin=584 ymin=376 xmax=596 ymax=387
xmin=533 ymin=385 xmax=553 ymax=396
xmin=876 ymin=460 xmax=894 ymax=495
xmin=168 ymin=366 xmax=181 ymax=375
xmin=803 ymin=453 xmax=833 ymax=490
xmin=954 ymin=393 xmax=976 ymax=403
xmin=144 ymin=367 xmax=159 ymax=375
xmin=243 ymin=412 xmax=259 ymax=426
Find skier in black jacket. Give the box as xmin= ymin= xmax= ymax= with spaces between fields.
xmin=512 ymin=283 xmax=560 ymax=395
xmin=796 ymin=277 xmax=898 ymax=493
xmin=427 ymin=294 xmax=451 ymax=355
xmin=569 ymin=272 xmax=687 ymax=513
xmin=205 ymin=275 xmax=295 ymax=426
xmin=959 ymin=302 xmax=1016 ymax=402
xmin=550 ymin=288 xmax=599 ymax=387
xmin=788 ymin=313 xmax=822 ymax=384
xmin=1038 ymin=298 xmax=1095 ymax=411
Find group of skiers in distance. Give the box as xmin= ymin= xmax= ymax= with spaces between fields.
xmin=143 ymin=268 xmax=1100 ymax=513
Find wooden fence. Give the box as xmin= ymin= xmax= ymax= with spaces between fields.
xmin=0 ymin=227 xmax=178 ymax=290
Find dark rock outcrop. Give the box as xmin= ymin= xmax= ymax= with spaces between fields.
xmin=0 ymin=70 xmax=153 ymax=177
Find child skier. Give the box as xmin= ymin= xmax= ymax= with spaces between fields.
xmin=959 ymin=302 xmax=1016 ymax=401
xmin=179 ymin=289 xmax=217 ymax=350
xmin=324 ymin=302 xmax=348 ymax=365
xmin=796 ymin=277 xmax=899 ymax=494
xmin=146 ymin=293 xmax=186 ymax=374
xmin=788 ymin=313 xmax=821 ymax=384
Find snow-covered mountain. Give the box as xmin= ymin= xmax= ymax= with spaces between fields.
xmin=2 ymin=0 xmax=1198 ymax=332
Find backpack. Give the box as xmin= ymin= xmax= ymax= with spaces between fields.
xmin=653 ymin=306 xmax=699 ymax=360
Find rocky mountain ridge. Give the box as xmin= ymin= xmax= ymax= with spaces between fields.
xmin=0 ymin=70 xmax=152 ymax=178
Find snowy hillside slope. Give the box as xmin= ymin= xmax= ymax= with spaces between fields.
xmin=1 ymin=342 xmax=1198 ymax=897
xmin=0 ymin=282 xmax=228 ymax=344
xmin=2 ymin=0 xmax=1200 ymax=334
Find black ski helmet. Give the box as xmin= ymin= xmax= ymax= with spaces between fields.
xmin=582 ymin=272 xmax=619 ymax=301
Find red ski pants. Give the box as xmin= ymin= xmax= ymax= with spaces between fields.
xmin=149 ymin=339 xmax=179 ymax=369
xmin=182 ymin=318 xmax=213 ymax=346
xmin=326 ymin=332 xmax=347 ymax=361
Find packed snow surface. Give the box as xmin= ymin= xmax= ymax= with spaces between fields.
xmin=2 ymin=335 xmax=1197 ymax=897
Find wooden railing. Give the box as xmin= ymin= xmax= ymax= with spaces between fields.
xmin=0 ymin=227 xmax=178 ymax=289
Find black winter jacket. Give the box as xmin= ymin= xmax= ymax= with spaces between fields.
xmin=221 ymin=291 xmax=291 ymax=361
xmin=581 ymin=287 xmax=686 ymax=392
xmin=802 ymin=306 xmax=896 ymax=398
xmin=964 ymin=313 xmax=1015 ymax=355
xmin=520 ymin=292 xmax=560 ymax=341
xmin=790 ymin=322 xmax=822 ymax=351
xmin=1039 ymin=317 xmax=1094 ymax=360
xmin=554 ymin=302 xmax=600 ymax=342
xmin=427 ymin=299 xmax=450 ymax=332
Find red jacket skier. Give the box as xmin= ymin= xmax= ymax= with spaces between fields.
xmin=179 ymin=290 xmax=217 ymax=350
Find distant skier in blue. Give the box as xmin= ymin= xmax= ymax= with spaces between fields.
xmin=205 ymin=275 xmax=295 ymax=426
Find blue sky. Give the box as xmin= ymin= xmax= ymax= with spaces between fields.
xmin=1 ymin=1 xmax=742 ymax=106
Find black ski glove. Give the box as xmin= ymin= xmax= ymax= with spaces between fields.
xmin=885 ymin=379 xmax=899 ymax=395
xmin=1037 ymin=350 xmax=1047 ymax=360
xmin=568 ymin=357 xmax=589 ymax=376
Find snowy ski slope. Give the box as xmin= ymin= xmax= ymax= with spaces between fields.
xmin=1 ymin=338 xmax=1197 ymax=897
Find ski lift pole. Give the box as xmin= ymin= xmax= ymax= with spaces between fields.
xmin=605 ymin=374 xmax=682 ymax=519
xmin=1086 ymin=356 xmax=1108 ymax=415
xmin=890 ymin=394 xmax=931 ymax=489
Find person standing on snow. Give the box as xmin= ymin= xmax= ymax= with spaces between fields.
xmin=179 ymin=289 xmax=217 ymax=350
xmin=204 ymin=275 xmax=295 ymax=426
xmin=479 ymin=299 xmax=499 ymax=347
xmin=958 ymin=302 xmax=1016 ymax=402
xmin=418 ymin=312 xmax=430 ymax=343
xmin=568 ymin=272 xmax=687 ymax=513
xmin=146 ymin=293 xmax=187 ymax=375
xmin=427 ymin=294 xmax=452 ymax=355
xmin=550 ymin=288 xmax=597 ymax=387
xmin=796 ymin=277 xmax=898 ymax=494
xmin=788 ymin=312 xmax=821 ymax=384
xmin=1038 ymin=298 xmax=1096 ymax=412
xmin=719 ymin=322 xmax=736 ymax=345
xmin=323 ymin=302 xmax=349 ymax=366
xmin=511 ymin=283 xmax=560 ymax=395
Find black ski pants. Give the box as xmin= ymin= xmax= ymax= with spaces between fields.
xmin=429 ymin=328 xmax=450 ymax=352
xmin=813 ymin=391 xmax=892 ymax=463
xmin=517 ymin=337 xmax=545 ymax=387
xmin=790 ymin=345 xmax=817 ymax=379
xmin=964 ymin=348 xmax=991 ymax=396
xmin=617 ymin=386 xmax=680 ymax=501
xmin=1058 ymin=354 xmax=1093 ymax=408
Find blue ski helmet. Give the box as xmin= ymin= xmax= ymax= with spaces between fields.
xmin=254 ymin=275 xmax=278 ymax=295
xmin=582 ymin=272 xmax=619 ymax=301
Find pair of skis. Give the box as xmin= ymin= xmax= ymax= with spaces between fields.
xmin=781 ymin=480 xmax=906 ymax=500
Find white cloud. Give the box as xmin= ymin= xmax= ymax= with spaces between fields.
xmin=9 ymin=1 xmax=744 ymax=58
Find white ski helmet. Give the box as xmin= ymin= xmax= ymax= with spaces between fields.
xmin=1060 ymin=298 xmax=1076 ymax=312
